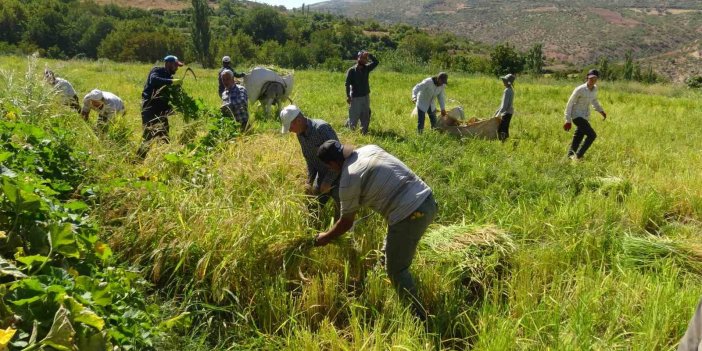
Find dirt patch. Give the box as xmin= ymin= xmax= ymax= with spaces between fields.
xmin=626 ymin=7 xmax=700 ymax=16
xmin=590 ymin=7 xmax=640 ymax=27
xmin=526 ymin=6 xmax=558 ymax=13
xmin=690 ymin=50 xmax=702 ymax=59
xmin=362 ymin=30 xmax=389 ymax=37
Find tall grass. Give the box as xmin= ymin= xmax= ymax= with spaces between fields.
xmin=1 ymin=54 xmax=701 ymax=349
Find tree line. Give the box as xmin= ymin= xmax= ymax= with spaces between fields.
xmin=0 ymin=0 xmax=664 ymax=83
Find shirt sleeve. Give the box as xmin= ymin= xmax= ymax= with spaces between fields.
xmin=437 ymin=86 xmax=446 ymax=111
xmin=564 ymin=87 xmax=580 ymax=123
xmin=318 ymin=124 xmax=340 ymax=187
xmin=345 ymin=69 xmax=352 ymax=98
xmin=366 ymin=54 xmax=379 ymax=72
xmin=591 ymin=90 xmax=604 ymax=113
xmin=412 ymin=82 xmax=421 ymax=100
xmin=150 ymin=70 xmax=173 ymax=86
xmin=339 ymin=173 xmax=361 ymax=216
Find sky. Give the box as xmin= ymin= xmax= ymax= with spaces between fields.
xmin=250 ymin=0 xmax=323 ymax=9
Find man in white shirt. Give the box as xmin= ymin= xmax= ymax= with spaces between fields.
xmin=314 ymin=140 xmax=437 ymax=320
xmin=412 ymin=72 xmax=448 ymax=133
xmin=81 ymin=89 xmax=126 ymax=132
xmin=44 ymin=69 xmax=80 ymax=112
xmin=564 ymin=69 xmax=607 ymax=160
xmin=679 ymin=296 xmax=702 ymax=351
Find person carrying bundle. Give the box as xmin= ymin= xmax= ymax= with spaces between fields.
xmin=137 ymin=55 xmax=184 ymax=159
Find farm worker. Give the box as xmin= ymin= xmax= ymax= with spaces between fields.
xmin=678 ymin=296 xmax=702 ymax=350
xmin=137 ymin=55 xmax=184 ymax=159
xmin=218 ymin=55 xmax=245 ymax=97
xmin=345 ymin=50 xmax=379 ymax=135
xmin=43 ymin=69 xmax=80 ymax=112
xmin=315 ymin=140 xmax=437 ymax=320
xmin=411 ymin=72 xmax=448 ymax=133
xmin=80 ymin=89 xmax=125 ymax=132
xmin=564 ymin=69 xmax=607 ymax=160
xmin=280 ymin=105 xmax=341 ymax=225
xmin=220 ymin=69 xmax=249 ymax=131
xmin=494 ymin=73 xmax=516 ymax=141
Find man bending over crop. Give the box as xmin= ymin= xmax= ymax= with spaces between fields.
xmin=220 ymin=69 xmax=249 ymax=131
xmin=314 ymin=140 xmax=438 ymax=320
xmin=81 ymin=89 xmax=125 ymax=133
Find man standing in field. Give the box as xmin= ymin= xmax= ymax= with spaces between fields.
xmin=494 ymin=73 xmax=516 ymax=141
xmin=564 ymin=69 xmax=607 ymax=160
xmin=280 ymin=105 xmax=340 ymax=224
xmin=44 ymin=69 xmax=80 ymax=112
xmin=314 ymin=140 xmax=437 ymax=320
xmin=137 ymin=55 xmax=184 ymax=159
xmin=80 ymin=89 xmax=125 ymax=133
xmin=220 ymin=69 xmax=249 ymax=131
xmin=345 ymin=50 xmax=379 ymax=135
xmin=218 ymin=55 xmax=245 ymax=97
xmin=412 ymin=72 xmax=448 ymax=133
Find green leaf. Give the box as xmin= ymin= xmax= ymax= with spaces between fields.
xmin=15 ymin=255 xmax=49 ymax=268
xmin=63 ymin=201 xmax=88 ymax=212
xmin=65 ymin=297 xmax=105 ymax=331
xmin=1 ymin=178 xmax=17 ymax=204
xmin=0 ymin=257 xmax=26 ymax=279
xmin=39 ymin=305 xmax=75 ymax=351
xmin=49 ymin=223 xmax=80 ymax=259
xmin=159 ymin=312 xmax=191 ymax=331
xmin=0 ymin=152 xmax=13 ymax=163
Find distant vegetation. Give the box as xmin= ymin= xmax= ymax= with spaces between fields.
xmin=0 ymin=0 xmax=671 ymax=84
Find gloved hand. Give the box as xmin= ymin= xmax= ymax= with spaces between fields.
xmin=172 ymin=79 xmax=183 ymax=86
xmin=563 ymin=122 xmax=572 ymax=131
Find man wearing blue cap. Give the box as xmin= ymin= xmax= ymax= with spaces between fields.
xmin=137 ymin=55 xmax=184 ymax=159
xmin=345 ymin=50 xmax=379 ymax=135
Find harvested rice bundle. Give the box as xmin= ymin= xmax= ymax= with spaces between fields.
xmin=261 ymin=232 xmax=316 ymax=273
xmin=620 ymin=234 xmax=702 ymax=275
xmin=419 ymin=224 xmax=516 ymax=293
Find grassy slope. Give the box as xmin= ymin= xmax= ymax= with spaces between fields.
xmin=3 ymin=55 xmax=702 ymax=349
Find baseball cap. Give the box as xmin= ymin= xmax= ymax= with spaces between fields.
xmin=279 ymin=105 xmax=301 ymax=133
xmin=164 ymin=55 xmax=184 ymax=66
xmin=438 ymin=72 xmax=449 ymax=85
xmin=317 ymin=140 xmax=345 ymax=164
xmin=222 ymin=56 xmax=231 ymax=63
xmin=85 ymin=89 xmax=104 ymax=101
xmin=587 ymin=69 xmax=600 ymax=79
xmin=501 ymin=73 xmax=516 ymax=84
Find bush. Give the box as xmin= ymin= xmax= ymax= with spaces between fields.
xmin=685 ymin=76 xmax=702 ymax=89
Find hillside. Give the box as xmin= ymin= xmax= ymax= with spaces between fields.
xmin=311 ymin=0 xmax=702 ymax=81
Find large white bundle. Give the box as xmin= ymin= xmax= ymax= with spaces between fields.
xmin=243 ymin=67 xmax=293 ymax=103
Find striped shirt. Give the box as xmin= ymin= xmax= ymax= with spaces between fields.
xmin=221 ymin=84 xmax=249 ymax=123
xmin=339 ymin=145 xmax=432 ymax=225
xmin=297 ymin=118 xmax=339 ymax=189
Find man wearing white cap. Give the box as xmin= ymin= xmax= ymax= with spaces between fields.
xmin=280 ymin=105 xmax=341 ymax=223
xmin=218 ymin=56 xmax=245 ymax=97
xmin=81 ymin=89 xmax=125 ymax=132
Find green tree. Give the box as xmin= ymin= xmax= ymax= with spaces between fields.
xmin=191 ymin=0 xmax=212 ymax=67
xmin=525 ymin=43 xmax=544 ymax=74
xmin=0 ymin=0 xmax=27 ymax=44
xmin=490 ymin=43 xmax=525 ymax=76
xmin=243 ymin=7 xmax=287 ymax=44
xmin=623 ymin=50 xmax=634 ymax=80
xmin=598 ymin=56 xmax=612 ymax=80
xmin=398 ymin=33 xmax=435 ymax=62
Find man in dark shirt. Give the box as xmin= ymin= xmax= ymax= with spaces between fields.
xmin=218 ymin=56 xmax=245 ymax=98
xmin=137 ymin=55 xmax=183 ymax=159
xmin=280 ymin=105 xmax=341 ymax=223
xmin=345 ymin=51 xmax=379 ymax=135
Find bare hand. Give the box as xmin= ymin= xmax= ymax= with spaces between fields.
xmin=601 ymin=111 xmax=607 ymax=121
xmin=314 ymin=233 xmax=332 ymax=247
xmin=563 ymin=122 xmax=572 ymax=132
xmin=441 ymin=109 xmax=447 ymax=117
xmin=346 ymin=97 xmax=352 ymax=104
xmin=412 ymin=97 xmax=417 ymax=103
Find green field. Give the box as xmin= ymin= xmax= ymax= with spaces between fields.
xmin=1 ymin=55 xmax=701 ymax=350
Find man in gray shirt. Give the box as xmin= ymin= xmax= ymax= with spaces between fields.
xmin=314 ymin=140 xmax=438 ymax=320
xmin=345 ymin=51 xmax=379 ymax=135
xmin=280 ymin=105 xmax=341 ymax=222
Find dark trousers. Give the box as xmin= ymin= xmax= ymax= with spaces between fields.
xmin=497 ymin=113 xmax=512 ymax=141
xmin=568 ymin=117 xmax=597 ymax=159
xmin=417 ymin=108 xmax=437 ymax=133
xmin=137 ymin=101 xmax=171 ymax=159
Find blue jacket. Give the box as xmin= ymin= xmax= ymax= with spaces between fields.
xmin=141 ymin=67 xmax=174 ymax=102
